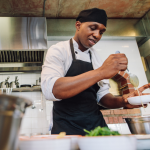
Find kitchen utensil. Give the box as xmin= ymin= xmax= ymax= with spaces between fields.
xmin=0 ymin=94 xmax=32 ymax=150
xmin=115 ymin=51 xmax=139 ymax=87
xmin=36 ymin=79 xmax=39 ymax=85
xmin=39 ymin=77 xmax=41 ymax=85
xmin=10 ymin=81 xmax=16 ymax=88
xmin=15 ymin=76 xmax=20 ymax=88
xmin=0 ymin=81 xmax=6 ymax=88
xmin=78 ymin=136 xmax=136 ymax=150
xmin=127 ymin=95 xmax=150 ymax=105
xmin=20 ymin=84 xmax=31 ymax=88
xmin=5 ymin=76 xmax=10 ymax=88
xmin=124 ymin=116 xmax=150 ymax=134
xmin=127 ymin=69 xmax=139 ymax=87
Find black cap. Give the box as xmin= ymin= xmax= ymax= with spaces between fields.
xmin=76 ymin=8 xmax=107 ymax=27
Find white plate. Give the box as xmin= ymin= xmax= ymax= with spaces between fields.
xmin=127 ymin=95 xmax=150 ymax=105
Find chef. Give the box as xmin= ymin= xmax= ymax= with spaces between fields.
xmin=41 ymin=8 xmax=148 ymax=135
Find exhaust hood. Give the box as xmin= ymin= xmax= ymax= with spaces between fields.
xmin=0 ymin=17 xmax=47 ymax=73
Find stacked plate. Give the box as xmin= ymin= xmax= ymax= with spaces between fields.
xmin=19 ymin=135 xmax=81 ymax=150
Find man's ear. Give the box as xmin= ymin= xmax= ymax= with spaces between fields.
xmin=75 ymin=21 xmax=82 ymax=31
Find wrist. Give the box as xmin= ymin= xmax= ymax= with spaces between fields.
xmin=96 ymin=67 xmax=105 ymax=80
xmin=121 ymin=96 xmax=127 ymax=107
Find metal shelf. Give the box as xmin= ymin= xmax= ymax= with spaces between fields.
xmin=2 ymin=87 xmax=41 ymax=92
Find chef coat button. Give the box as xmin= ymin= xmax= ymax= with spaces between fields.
xmin=75 ymin=51 xmax=78 ymax=54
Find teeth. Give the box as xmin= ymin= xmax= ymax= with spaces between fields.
xmin=90 ymin=39 xmax=95 ymax=44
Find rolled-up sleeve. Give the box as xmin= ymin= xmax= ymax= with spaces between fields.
xmin=41 ymin=45 xmax=66 ymax=101
xmin=96 ymin=83 xmax=110 ymax=103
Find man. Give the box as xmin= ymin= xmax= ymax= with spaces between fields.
xmin=41 ymin=8 xmax=149 ymax=135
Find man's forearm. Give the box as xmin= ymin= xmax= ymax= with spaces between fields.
xmin=99 ymin=93 xmax=125 ymax=109
xmin=53 ymin=69 xmax=104 ymax=99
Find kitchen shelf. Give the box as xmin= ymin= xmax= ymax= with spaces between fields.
xmin=2 ymin=87 xmax=41 ymax=92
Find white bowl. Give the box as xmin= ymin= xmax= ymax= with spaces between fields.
xmin=127 ymin=95 xmax=150 ymax=105
xmin=19 ymin=136 xmax=71 ymax=150
xmin=78 ymin=136 xmax=136 ymax=150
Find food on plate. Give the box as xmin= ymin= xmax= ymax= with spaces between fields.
xmin=84 ymin=126 xmax=120 ymax=136
xmin=56 ymin=132 xmax=66 ymax=139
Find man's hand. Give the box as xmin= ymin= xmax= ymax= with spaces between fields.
xmin=99 ymin=54 xmax=128 ymax=79
xmin=122 ymin=83 xmax=150 ymax=109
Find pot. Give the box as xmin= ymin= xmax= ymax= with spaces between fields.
xmin=0 ymin=94 xmax=32 ymax=150
xmin=20 ymin=84 xmax=31 ymax=88
xmin=124 ymin=116 xmax=150 ymax=134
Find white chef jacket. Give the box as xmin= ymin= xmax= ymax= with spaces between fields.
xmin=41 ymin=38 xmax=110 ymax=103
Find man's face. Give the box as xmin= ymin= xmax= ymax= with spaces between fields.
xmin=76 ymin=21 xmax=106 ymax=50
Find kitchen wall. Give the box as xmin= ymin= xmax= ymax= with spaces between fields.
xmin=0 ymin=73 xmax=51 ymax=135
xmin=93 ymin=39 xmax=150 ymax=116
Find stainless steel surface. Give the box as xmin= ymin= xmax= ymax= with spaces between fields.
xmin=139 ymin=39 xmax=150 ymax=83
xmin=136 ymin=10 xmax=150 ymax=47
xmin=0 ymin=50 xmax=44 ymax=63
xmin=0 ymin=94 xmax=32 ymax=150
xmin=0 ymin=17 xmax=47 ymax=73
xmin=0 ymin=51 xmax=44 ymax=72
xmin=124 ymin=116 xmax=150 ymax=134
xmin=47 ymin=19 xmax=146 ymax=41
xmin=0 ymin=62 xmax=43 ymax=73
xmin=0 ymin=17 xmax=47 ymax=50
xmin=2 ymin=87 xmax=41 ymax=92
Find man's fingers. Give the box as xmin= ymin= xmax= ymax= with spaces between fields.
xmin=142 ymin=93 xmax=150 ymax=95
xmin=144 ymin=104 xmax=148 ymax=108
xmin=138 ymin=83 xmax=150 ymax=93
xmin=119 ymin=65 xmax=127 ymax=71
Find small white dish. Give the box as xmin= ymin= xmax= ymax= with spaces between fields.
xmin=127 ymin=95 xmax=150 ymax=105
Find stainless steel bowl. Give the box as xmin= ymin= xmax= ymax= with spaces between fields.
xmin=0 ymin=94 xmax=32 ymax=150
xmin=124 ymin=116 xmax=150 ymax=134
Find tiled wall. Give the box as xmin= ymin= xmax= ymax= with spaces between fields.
xmin=0 ymin=73 xmax=51 ymax=135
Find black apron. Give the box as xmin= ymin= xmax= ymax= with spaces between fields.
xmin=51 ymin=39 xmax=107 ymax=135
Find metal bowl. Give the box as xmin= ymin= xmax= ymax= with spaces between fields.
xmin=0 ymin=94 xmax=32 ymax=150
xmin=124 ymin=116 xmax=150 ymax=134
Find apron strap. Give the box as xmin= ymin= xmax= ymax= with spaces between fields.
xmin=70 ymin=39 xmax=76 ymax=60
xmin=70 ymin=38 xmax=92 ymax=61
xmin=89 ymin=51 xmax=92 ymax=61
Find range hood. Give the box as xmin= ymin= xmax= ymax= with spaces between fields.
xmin=0 ymin=17 xmax=47 ymax=73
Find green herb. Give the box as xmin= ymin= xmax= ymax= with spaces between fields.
xmin=84 ymin=126 xmax=120 ymax=136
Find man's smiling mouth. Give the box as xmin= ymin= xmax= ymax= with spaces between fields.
xmin=89 ymin=39 xmax=97 ymax=45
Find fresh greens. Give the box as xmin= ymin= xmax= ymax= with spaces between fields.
xmin=84 ymin=126 xmax=120 ymax=136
